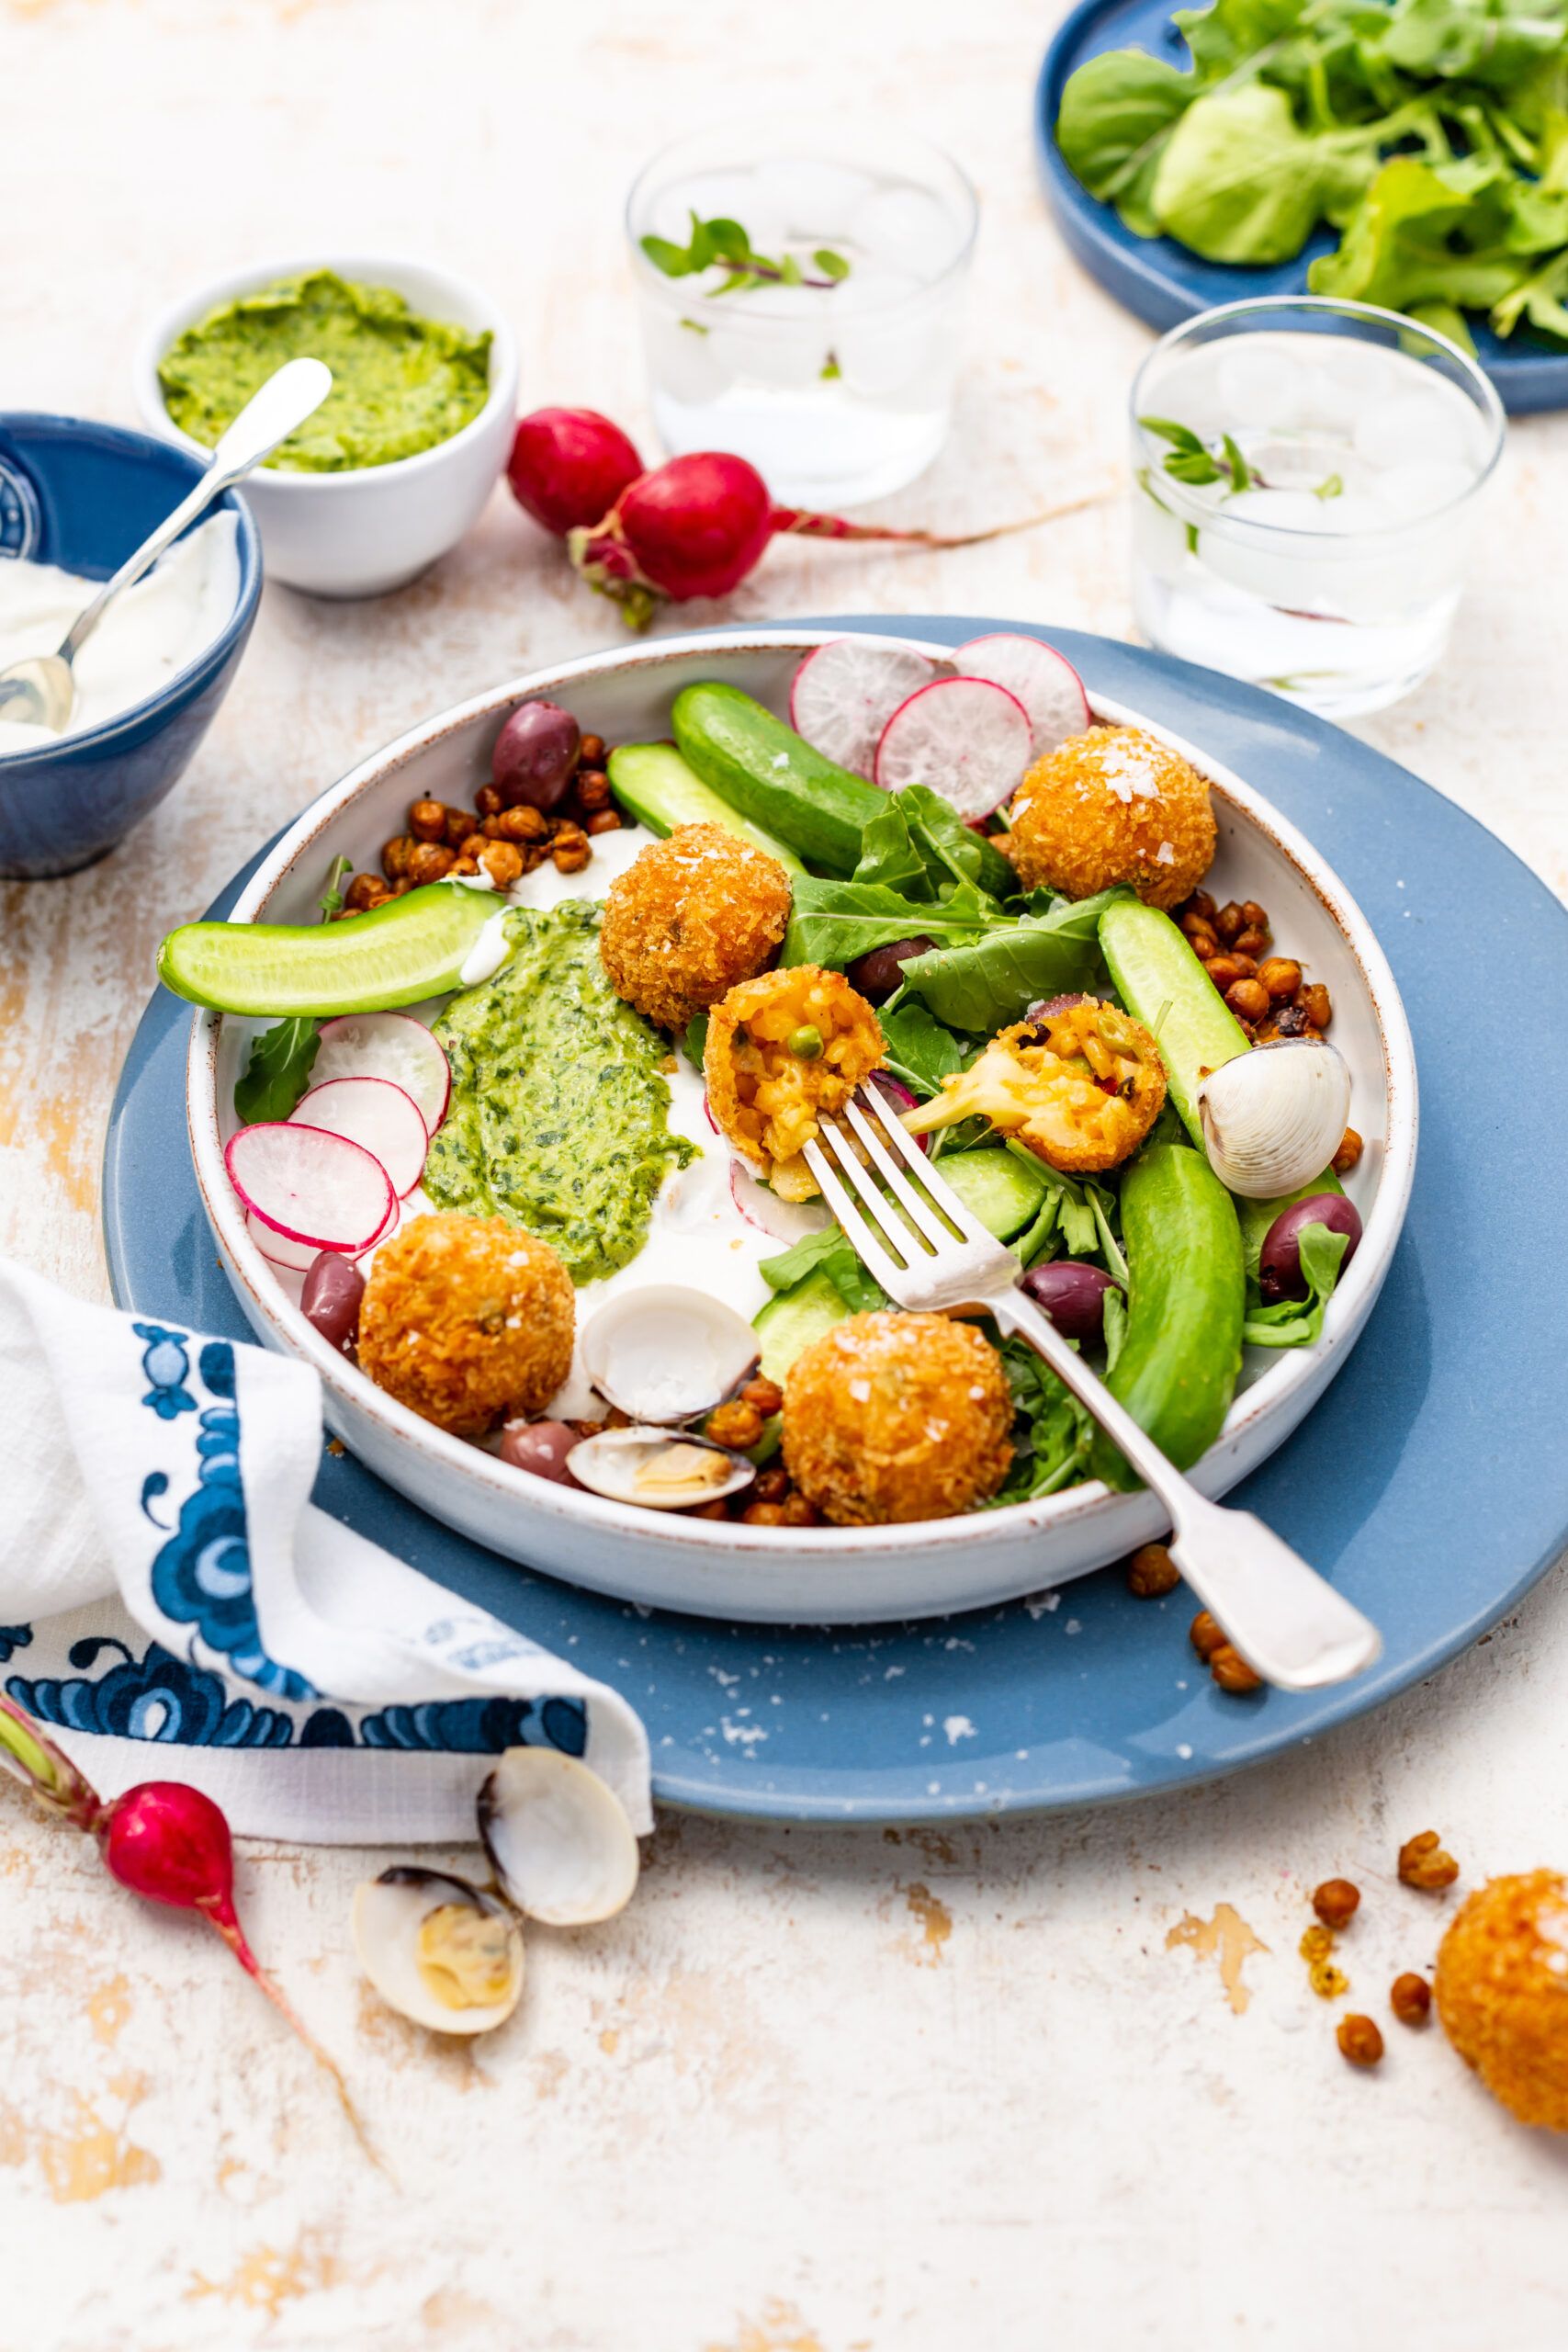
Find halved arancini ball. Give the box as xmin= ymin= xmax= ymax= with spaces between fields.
xmin=1434 ymin=1871 xmax=1568 ymax=2132
xmin=599 ymin=822 xmax=794 ymax=1031
xmin=358 ymin=1212 xmax=575 ymax=1439
xmin=783 ymin=1311 xmax=1014 ymax=1526
xmin=704 ymin=965 xmax=884 ymax=1202
xmin=1008 ymin=724 xmax=1216 ymax=911
xmin=903 ymin=998 xmax=1167 ymax=1174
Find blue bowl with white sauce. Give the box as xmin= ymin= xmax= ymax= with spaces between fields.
xmin=0 ymin=415 xmax=262 ymax=879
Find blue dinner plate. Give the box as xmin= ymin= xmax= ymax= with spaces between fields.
xmin=1036 ymin=0 xmax=1568 ymax=414
xmin=103 ymin=616 xmax=1568 ymax=1823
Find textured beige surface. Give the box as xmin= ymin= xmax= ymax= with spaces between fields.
xmin=2 ymin=1 xmax=1565 ymax=2346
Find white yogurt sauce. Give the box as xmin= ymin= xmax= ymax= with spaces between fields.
xmin=266 ymin=821 xmax=781 ymax=1419
xmin=0 ymin=512 xmax=241 ymax=755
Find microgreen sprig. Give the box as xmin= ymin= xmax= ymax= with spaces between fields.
xmin=641 ymin=211 xmax=852 ymax=296
xmin=1139 ymin=414 xmax=1261 ymax=492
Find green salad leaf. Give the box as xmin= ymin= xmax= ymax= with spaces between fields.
xmin=1055 ymin=50 xmax=1201 ymax=233
xmin=1242 ymin=1217 xmax=1351 ymax=1346
xmin=234 ymin=1016 xmax=320 ymax=1125
xmin=757 ymin=1227 xmax=889 ymax=1314
xmin=878 ymin=999 xmax=967 ymax=1097
xmin=896 ymin=888 xmax=1126 ymax=1033
xmin=987 ymin=1336 xmax=1097 ymax=1505
xmin=782 ymin=877 xmax=994 ymax=970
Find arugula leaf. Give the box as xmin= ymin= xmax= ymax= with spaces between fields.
xmin=896 ymin=783 xmax=1020 ymax=901
xmin=234 ymin=1016 xmax=320 ymax=1126
xmin=1377 ymin=0 xmax=1568 ymax=91
xmin=878 ymin=999 xmax=966 ymax=1097
xmin=1056 ymin=50 xmax=1201 ymax=234
xmin=896 ymin=888 xmax=1126 ymax=1034
xmin=1151 ymin=82 xmax=1399 ymax=263
xmin=782 ymin=877 xmax=993 ymax=971
xmin=987 ymin=1334 xmax=1096 ymax=1505
xmin=1308 ymin=151 xmax=1545 ymax=312
xmin=1242 ymin=1217 xmax=1350 ymax=1347
xmin=757 ymin=1227 xmax=889 ymax=1314
xmin=852 ymin=803 xmax=937 ymax=899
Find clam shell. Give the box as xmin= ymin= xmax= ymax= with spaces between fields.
xmin=579 ymin=1284 xmax=761 ymax=1423
xmin=352 ymin=1867 xmax=524 ymax=2036
xmin=478 ymin=1749 xmax=640 ymax=1927
xmin=1196 ymin=1039 xmax=1352 ymax=1201
xmin=567 ymin=1425 xmax=756 ymax=1510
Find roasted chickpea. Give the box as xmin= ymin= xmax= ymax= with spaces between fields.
xmin=1187 ymin=925 xmax=1221 ymax=962
xmin=478 ymin=840 xmax=525 ymax=889
xmin=494 ymin=803 xmax=549 ymax=844
xmin=1211 ymin=1644 xmax=1264 ymax=1692
xmin=705 ymin=1398 xmax=766 ymax=1451
xmin=1399 ymin=1830 xmax=1461 ymax=1891
xmin=1258 ymin=956 xmax=1303 ymax=1000
xmin=586 ymin=809 xmax=624 ymax=835
xmin=1333 ymin=1127 xmax=1364 ymax=1175
xmin=444 ymin=805 xmax=478 ymax=848
xmin=1190 ymin=1609 xmax=1225 ymax=1660
xmin=1214 ymin=900 xmax=1247 ymax=944
xmin=1313 ymin=1879 xmax=1361 ymax=1930
xmin=1337 ymin=2014 xmax=1384 ymax=2068
xmin=779 ymin=1492 xmax=820 ymax=1527
xmin=1180 ymin=908 xmax=1216 ymax=942
xmin=409 ymin=798 xmax=450 ymax=843
xmin=740 ymin=1501 xmax=789 ymax=1526
xmin=1184 ymin=888 xmax=1218 ymax=922
xmin=1239 ymin=900 xmax=1269 ymax=932
xmin=1225 ymin=978 xmax=1271 ymax=1023
xmin=1126 ymin=1542 xmax=1180 ymax=1598
xmin=459 ymin=833 xmax=491 ymax=860
xmin=1299 ymin=982 xmax=1333 ymax=1029
xmin=381 ymin=834 xmax=417 ymax=881
xmin=742 ymin=1374 xmax=784 ymax=1417
xmin=578 ymin=733 xmax=606 ymax=766
xmin=575 ymin=768 xmax=612 ymax=811
xmin=475 ymin=783 xmax=505 ymax=819
xmin=344 ymin=871 xmax=388 ymax=913
xmin=753 ymin=1466 xmax=791 ymax=1506
xmin=1201 ymin=955 xmax=1247 ymax=992
xmin=1233 ymin=925 xmax=1270 ymax=959
xmin=1391 ymin=1972 xmax=1433 ymax=2026
xmin=407 ymin=841 xmax=457 ymax=887
xmin=553 ymin=834 xmax=592 ymax=875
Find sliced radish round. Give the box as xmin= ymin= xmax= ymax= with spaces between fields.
xmin=290 ymin=1076 xmax=428 ymax=1197
xmin=789 ymin=638 xmax=935 ymax=777
xmin=227 ymin=1123 xmax=395 ymax=1253
xmin=953 ymin=635 xmax=1090 ymax=759
xmin=729 ymin=1160 xmax=833 ymax=1245
xmin=702 ymin=1092 xmax=719 ymax=1135
xmin=312 ymin=1012 xmax=452 ymax=1136
xmin=873 ymin=676 xmax=1032 ymax=817
xmin=248 ymin=1211 xmax=319 ymax=1272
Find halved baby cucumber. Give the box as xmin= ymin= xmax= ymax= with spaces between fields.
xmin=754 ymin=1267 xmax=852 ymax=1383
xmin=671 ymin=682 xmax=886 ymax=876
xmin=1099 ymin=898 xmax=1248 ymax=1148
xmin=158 ymin=880 xmax=508 ymax=1016
xmin=937 ymin=1146 xmax=1054 ymax=1241
xmin=1090 ymin=1141 xmax=1245 ymax=1490
xmin=606 ymin=741 xmax=807 ymax=875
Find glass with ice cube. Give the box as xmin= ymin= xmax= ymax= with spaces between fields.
xmin=1130 ymin=299 xmax=1505 ymax=718
xmin=626 ymin=118 xmax=977 ymax=506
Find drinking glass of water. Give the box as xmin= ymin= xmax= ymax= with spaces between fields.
xmin=1129 ymin=298 xmax=1506 ymax=718
xmin=626 ymin=116 xmax=977 ymax=507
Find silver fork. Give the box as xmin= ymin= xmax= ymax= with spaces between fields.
xmin=803 ymin=1091 xmax=1382 ymax=1691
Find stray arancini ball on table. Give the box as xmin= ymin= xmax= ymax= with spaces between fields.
xmin=357 ymin=1212 xmax=575 ymax=1439
xmin=599 ymin=823 xmax=794 ymax=1031
xmin=1434 ymin=1869 xmax=1568 ymax=2132
xmin=783 ymin=1311 xmax=1014 ymax=1526
xmin=1007 ymin=724 xmax=1216 ymax=911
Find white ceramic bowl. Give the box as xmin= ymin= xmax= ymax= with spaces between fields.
xmin=135 ymin=253 xmax=519 ymax=598
xmin=186 ymin=629 xmax=1416 ymax=1623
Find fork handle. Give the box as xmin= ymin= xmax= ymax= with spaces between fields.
xmin=987 ymin=1289 xmax=1382 ymax=1691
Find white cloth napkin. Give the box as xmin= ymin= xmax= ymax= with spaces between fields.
xmin=0 ymin=1260 xmax=650 ymax=1840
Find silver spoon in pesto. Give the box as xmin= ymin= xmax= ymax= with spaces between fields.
xmin=0 ymin=356 xmax=332 ymax=735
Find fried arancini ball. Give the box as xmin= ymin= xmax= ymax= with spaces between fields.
xmin=1434 ymin=1871 xmax=1568 ymax=2132
xmin=1008 ymin=725 xmax=1216 ymax=911
xmin=599 ymin=823 xmax=794 ymax=1031
xmin=903 ymin=998 xmax=1167 ymax=1173
xmin=358 ymin=1212 xmax=574 ymax=1440
xmin=783 ymin=1311 xmax=1014 ymax=1526
xmin=705 ymin=965 xmax=884 ymax=1203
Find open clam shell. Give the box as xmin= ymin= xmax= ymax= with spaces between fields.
xmin=352 ymin=1867 xmax=524 ymax=2035
xmin=579 ymin=1284 xmax=760 ymax=1424
xmin=1195 ymin=1038 xmax=1352 ymax=1201
xmin=478 ymin=1749 xmax=641 ymax=1927
xmin=568 ymin=1425 xmax=756 ymax=1510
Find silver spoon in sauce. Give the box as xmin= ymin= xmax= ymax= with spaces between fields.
xmin=0 ymin=356 xmax=332 ymax=735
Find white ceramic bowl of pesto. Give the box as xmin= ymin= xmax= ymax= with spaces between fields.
xmin=185 ymin=629 xmax=1416 ymax=1625
xmin=134 ymin=253 xmax=519 ymax=599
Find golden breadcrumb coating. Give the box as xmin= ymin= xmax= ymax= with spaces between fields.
xmin=1008 ymin=724 xmax=1216 ymax=911
xmin=1434 ymin=1871 xmax=1568 ymax=2132
xmin=358 ymin=1212 xmax=574 ymax=1439
xmin=783 ymin=1311 xmax=1014 ymax=1526
xmin=903 ymin=998 xmax=1167 ymax=1173
xmin=704 ymin=965 xmax=884 ymax=1203
xmin=599 ymin=823 xmax=793 ymax=1031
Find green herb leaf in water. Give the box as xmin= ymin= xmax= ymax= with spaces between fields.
xmin=640 ymin=212 xmax=853 ymax=293
xmin=234 ymin=1016 xmax=320 ymax=1125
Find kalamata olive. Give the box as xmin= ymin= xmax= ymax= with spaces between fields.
xmin=846 ymin=935 xmax=938 ymax=1004
xmin=1026 ymin=993 xmax=1094 ymax=1022
xmin=1021 ymin=1260 xmax=1123 ymax=1344
xmin=491 ymin=700 xmax=580 ymax=811
xmin=865 ymin=1068 xmax=929 ymax=1151
xmin=500 ymin=1418 xmax=583 ymax=1487
xmin=300 ymin=1251 xmax=366 ymax=1354
xmin=1258 ymin=1193 xmax=1363 ymax=1305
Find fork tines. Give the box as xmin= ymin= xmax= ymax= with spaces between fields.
xmin=801 ymin=1085 xmax=999 ymax=1305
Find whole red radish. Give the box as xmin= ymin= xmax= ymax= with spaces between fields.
xmin=0 ymin=1695 xmax=374 ymax=2161
xmin=508 ymin=407 xmax=644 ymax=537
xmin=570 ymin=450 xmax=1105 ymax=628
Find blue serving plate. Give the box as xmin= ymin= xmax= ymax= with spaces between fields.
xmin=104 ymin=616 xmax=1568 ymax=1823
xmin=1036 ymin=0 xmax=1568 ymax=414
